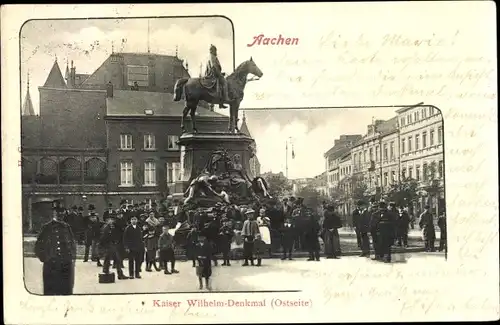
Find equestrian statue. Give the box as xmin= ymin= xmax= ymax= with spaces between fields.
xmin=173 ymin=44 xmax=263 ymax=134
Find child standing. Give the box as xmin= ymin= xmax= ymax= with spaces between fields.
xmin=186 ymin=226 xmax=199 ymax=267
xmin=219 ymin=219 xmax=234 ymax=266
xmin=195 ymin=233 xmax=212 ymax=290
xmin=144 ymin=227 xmax=160 ymax=272
xmin=253 ymin=234 xmax=266 ymax=267
xmin=158 ymin=225 xmax=179 ymax=275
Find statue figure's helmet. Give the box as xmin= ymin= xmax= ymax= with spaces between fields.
xmin=210 ymin=44 xmax=217 ymax=53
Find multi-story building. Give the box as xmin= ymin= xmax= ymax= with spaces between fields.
xmin=396 ymin=105 xmax=444 ymax=215
xmin=337 ymin=152 xmax=353 ymax=217
xmin=21 ymin=51 xmax=224 ymax=231
xmin=379 ymin=117 xmax=400 ymax=192
xmin=324 ymin=134 xmax=362 ymax=198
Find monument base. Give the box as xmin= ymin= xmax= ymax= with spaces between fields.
xmin=176 ymin=132 xmax=256 ymax=193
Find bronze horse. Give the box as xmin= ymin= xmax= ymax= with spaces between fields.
xmin=173 ymin=57 xmax=263 ymax=134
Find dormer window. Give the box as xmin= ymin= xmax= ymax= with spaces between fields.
xmin=127 ymin=65 xmax=148 ymax=87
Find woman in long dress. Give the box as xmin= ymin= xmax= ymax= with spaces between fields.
xmin=256 ymin=208 xmax=272 ymax=257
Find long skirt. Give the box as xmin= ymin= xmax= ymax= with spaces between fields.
xmin=258 ymin=226 xmax=271 ymax=245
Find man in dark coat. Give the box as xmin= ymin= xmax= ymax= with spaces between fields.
xmin=419 ymin=205 xmax=436 ymax=252
xmin=83 ymin=211 xmax=103 ymax=266
xmin=280 ymin=217 xmax=296 ymax=260
xmin=34 ymin=204 xmax=77 ymax=295
xmin=353 ymin=201 xmax=371 ymax=257
xmin=123 ymin=216 xmax=144 ymax=279
xmin=103 ymin=203 xmax=114 ymax=221
xmin=375 ymin=201 xmax=396 ymax=263
xmin=322 ymin=204 xmax=342 ymax=259
xmin=304 ymin=208 xmax=321 ymax=261
xmin=369 ymin=198 xmax=382 ymax=260
xmin=396 ymin=206 xmax=411 ymax=247
xmin=437 ymin=209 xmax=447 ymax=252
xmin=99 ymin=217 xmax=128 ymax=280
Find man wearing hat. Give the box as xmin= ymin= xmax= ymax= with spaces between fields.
xmin=83 ymin=210 xmax=103 ymax=266
xmin=373 ymin=200 xmax=396 ymax=263
xmin=103 ymin=203 xmax=114 ymax=221
xmin=240 ymin=209 xmax=260 ymax=266
xmin=353 ymin=200 xmax=371 ymax=257
xmin=34 ymin=201 xmax=77 ymax=295
xmin=368 ymin=198 xmax=382 ymax=260
xmin=99 ymin=216 xmax=128 ymax=280
xmin=419 ymin=205 xmax=436 ymax=252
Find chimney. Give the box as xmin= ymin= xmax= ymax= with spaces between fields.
xmin=70 ymin=60 xmax=76 ymax=87
xmin=106 ymin=81 xmax=113 ymax=98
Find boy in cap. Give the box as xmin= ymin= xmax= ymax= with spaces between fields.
xmin=195 ymin=233 xmax=213 ymax=290
xmin=253 ymin=234 xmax=266 ymax=266
xmin=83 ymin=210 xmax=103 ymax=266
xmin=280 ymin=217 xmax=295 ymax=260
xmin=241 ymin=209 xmax=260 ymax=266
xmin=158 ymin=224 xmax=179 ymax=274
xmin=123 ymin=216 xmax=145 ymax=279
xmin=144 ymin=227 xmax=160 ymax=272
xmin=219 ymin=218 xmax=234 ymax=266
xmin=186 ymin=226 xmax=199 ymax=267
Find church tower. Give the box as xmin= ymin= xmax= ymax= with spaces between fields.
xmin=22 ymin=72 xmax=35 ymax=116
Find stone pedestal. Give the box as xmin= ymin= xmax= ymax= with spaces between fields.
xmin=176 ymin=132 xmax=256 ymax=192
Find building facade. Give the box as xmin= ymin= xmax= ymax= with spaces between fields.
xmin=397 ymin=105 xmax=444 ymax=215
xmin=324 ymin=134 xmax=362 ymax=198
xmin=337 ymin=152 xmax=353 ymax=218
xmin=21 ymin=51 xmax=224 ymax=232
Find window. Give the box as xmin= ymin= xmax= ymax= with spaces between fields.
xmin=422 ymin=108 xmax=427 ymax=119
xmin=422 ymin=131 xmax=427 ymax=148
xmin=400 ymin=118 xmax=405 ymax=127
xmin=391 ymin=171 xmax=396 ymax=183
xmin=402 ymin=168 xmax=407 ymax=179
xmin=408 ymin=167 xmax=413 ymax=179
xmin=408 ymin=136 xmax=413 ymax=151
xmin=120 ymin=161 xmax=133 ymax=186
xmin=438 ymin=160 xmax=444 ymax=178
xmin=383 ymin=144 xmax=388 ymax=161
xmin=430 ymin=106 xmax=435 ymax=115
xmin=144 ymin=161 xmax=156 ymax=186
xmin=369 ymin=148 xmax=373 ymax=162
xmin=430 ymin=129 xmax=435 ymax=146
xmin=415 ymin=111 xmax=419 ymax=122
xmin=166 ymin=161 xmax=182 ymax=183
xmin=423 ymin=163 xmax=428 ymax=181
xmin=145 ymin=198 xmax=153 ymax=210
xmin=415 ymin=134 xmax=420 ymax=150
xmin=390 ymin=141 xmax=395 ymax=159
xmin=353 ymin=153 xmax=357 ymax=166
xmin=383 ymin=172 xmax=388 ymax=186
xmin=401 ymin=138 xmax=406 ymax=153
xmin=143 ymin=134 xmax=156 ymax=150
xmin=437 ymin=126 xmax=443 ymax=144
xmin=416 ymin=165 xmax=421 ymax=181
xmin=127 ymin=65 xmax=149 ymax=87
xmin=120 ymin=134 xmax=133 ymax=150
xmin=167 ymin=135 xmax=180 ymax=150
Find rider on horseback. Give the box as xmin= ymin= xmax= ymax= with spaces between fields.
xmin=206 ymin=44 xmax=230 ymax=109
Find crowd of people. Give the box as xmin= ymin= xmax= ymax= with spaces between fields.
xmin=33 ymin=196 xmax=447 ymax=294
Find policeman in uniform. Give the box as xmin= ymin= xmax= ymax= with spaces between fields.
xmin=34 ymin=201 xmax=77 ymax=295
xmin=206 ymin=44 xmax=230 ymax=108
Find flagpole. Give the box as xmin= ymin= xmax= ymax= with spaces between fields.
xmin=285 ymin=140 xmax=288 ymax=179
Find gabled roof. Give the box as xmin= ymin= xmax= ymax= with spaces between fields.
xmin=106 ymin=90 xmax=226 ymax=118
xmin=43 ymin=60 xmax=67 ymax=88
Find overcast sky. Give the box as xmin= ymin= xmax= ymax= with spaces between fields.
xmin=21 ymin=17 xmax=403 ymax=179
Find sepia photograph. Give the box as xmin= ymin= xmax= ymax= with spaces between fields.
xmin=20 ymin=16 xmax=447 ymax=295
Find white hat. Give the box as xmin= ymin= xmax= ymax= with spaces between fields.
xmin=245 ymin=209 xmax=255 ymax=215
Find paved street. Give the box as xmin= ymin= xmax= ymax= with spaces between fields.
xmin=24 ymin=252 xmax=444 ymax=294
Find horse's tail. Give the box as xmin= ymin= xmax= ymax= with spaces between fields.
xmin=173 ymin=78 xmax=189 ymax=101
